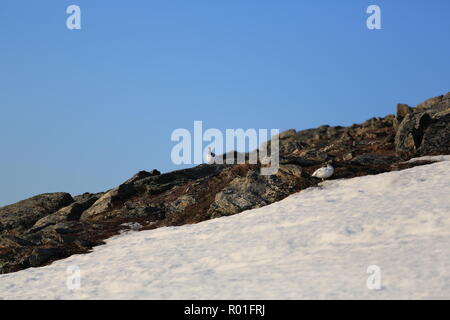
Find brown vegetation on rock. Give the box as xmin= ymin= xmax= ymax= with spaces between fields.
xmin=1 ymin=92 xmax=449 ymax=274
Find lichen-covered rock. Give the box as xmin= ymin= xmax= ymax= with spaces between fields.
xmin=0 ymin=193 xmax=73 ymax=231
xmin=395 ymin=93 xmax=450 ymax=158
xmin=81 ymin=164 xmax=228 ymax=222
xmin=1 ymin=92 xmax=449 ymax=274
xmin=418 ymin=110 xmax=450 ymax=156
xmin=351 ymin=154 xmax=400 ymax=166
xmin=397 ymin=103 xmax=413 ymax=118
xmin=28 ymin=248 xmax=66 ymax=267
xmin=208 ymin=169 xmax=295 ymax=218
xmin=415 ymin=93 xmax=450 ymax=112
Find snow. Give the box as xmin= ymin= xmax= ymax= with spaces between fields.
xmin=1 ymin=156 xmax=450 ymax=300
xmin=312 ymin=164 xmax=334 ymax=180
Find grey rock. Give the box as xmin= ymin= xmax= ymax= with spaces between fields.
xmin=363 ymin=117 xmax=386 ymax=129
xmin=122 ymin=170 xmax=161 ymax=186
xmin=279 ymin=164 xmax=303 ymax=177
xmin=395 ymin=112 xmax=432 ymax=157
xmin=0 ymin=193 xmax=73 ymax=231
xmin=28 ymin=248 xmax=65 ymax=267
xmin=397 ymin=103 xmax=413 ymax=118
xmin=74 ymin=239 xmax=96 ymax=249
xmin=278 ymin=129 xmax=297 ymax=139
xmin=125 ymin=206 xmax=165 ymax=220
xmin=415 ymin=92 xmax=450 ymax=113
xmin=2 ymin=92 xmax=448 ymax=275
xmin=0 ymin=235 xmax=32 ymax=248
xmin=280 ymin=156 xmax=321 ymax=167
xmin=263 ymin=129 xmax=309 ymax=156
xmin=351 ymin=154 xmax=400 ymax=165
xmin=418 ymin=111 xmax=450 ymax=156
xmin=383 ymin=133 xmax=396 ymax=144
xmin=395 ymin=95 xmax=450 ymax=158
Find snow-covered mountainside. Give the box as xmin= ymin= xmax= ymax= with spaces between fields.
xmin=1 ymin=156 xmax=449 ymax=300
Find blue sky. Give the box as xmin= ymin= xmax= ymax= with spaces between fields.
xmin=1 ymin=0 xmax=449 ymax=206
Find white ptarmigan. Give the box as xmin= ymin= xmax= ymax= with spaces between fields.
xmin=260 ymin=155 xmax=271 ymax=165
xmin=312 ymin=162 xmax=334 ymax=181
xmin=206 ymin=147 xmax=216 ymax=164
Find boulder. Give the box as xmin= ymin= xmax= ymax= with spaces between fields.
xmin=122 ymin=170 xmax=161 ymax=185
xmin=79 ymin=188 xmax=122 ymax=221
xmin=73 ymin=192 xmax=103 ymax=203
xmin=264 ymin=129 xmax=309 ymax=156
xmin=122 ymin=205 xmax=165 ymax=220
xmin=33 ymin=194 xmax=99 ymax=230
xmin=417 ymin=110 xmax=450 ymax=156
xmin=278 ymin=164 xmax=303 ymax=177
xmin=351 ymin=154 xmax=400 ymax=166
xmin=28 ymin=248 xmax=65 ymax=267
xmin=280 ymin=156 xmax=321 ymax=167
xmin=0 ymin=193 xmax=73 ymax=231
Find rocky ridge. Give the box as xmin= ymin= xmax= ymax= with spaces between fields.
xmin=1 ymin=92 xmax=449 ymax=274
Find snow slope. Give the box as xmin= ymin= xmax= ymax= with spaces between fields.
xmin=1 ymin=156 xmax=450 ymax=299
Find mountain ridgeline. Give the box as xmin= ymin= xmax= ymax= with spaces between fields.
xmin=0 ymin=92 xmax=449 ymax=274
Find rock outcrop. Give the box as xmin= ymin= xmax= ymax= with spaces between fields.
xmin=208 ymin=168 xmax=298 ymax=218
xmin=1 ymin=92 xmax=449 ymax=274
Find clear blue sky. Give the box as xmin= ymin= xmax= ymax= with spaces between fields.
xmin=1 ymin=0 xmax=449 ymax=206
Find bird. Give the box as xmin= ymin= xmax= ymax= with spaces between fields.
xmin=206 ymin=147 xmax=216 ymax=164
xmin=312 ymin=161 xmax=334 ymax=182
